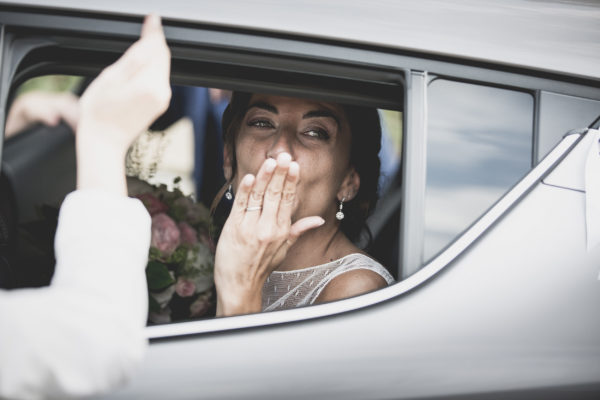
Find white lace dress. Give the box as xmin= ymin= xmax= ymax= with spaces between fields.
xmin=262 ymin=253 xmax=394 ymax=312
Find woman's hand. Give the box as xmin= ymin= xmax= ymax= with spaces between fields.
xmin=214 ymin=152 xmax=325 ymax=316
xmin=5 ymin=91 xmax=79 ymax=138
xmin=76 ymin=14 xmax=171 ymax=195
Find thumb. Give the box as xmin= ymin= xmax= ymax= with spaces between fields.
xmin=288 ymin=216 xmax=325 ymax=246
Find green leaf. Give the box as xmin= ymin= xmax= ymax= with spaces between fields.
xmin=146 ymin=261 xmax=175 ymax=291
xmin=169 ymin=204 xmax=186 ymax=222
xmin=149 ymin=247 xmax=162 ymax=260
xmin=168 ymin=246 xmax=187 ymax=265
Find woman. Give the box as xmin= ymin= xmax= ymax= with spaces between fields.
xmin=214 ymin=92 xmax=394 ymax=316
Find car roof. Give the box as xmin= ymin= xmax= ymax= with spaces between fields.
xmin=1 ymin=0 xmax=600 ymax=81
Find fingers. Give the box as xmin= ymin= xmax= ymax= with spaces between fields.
xmin=261 ymin=153 xmax=291 ymax=220
xmin=246 ymin=157 xmax=276 ymax=211
xmin=59 ymin=103 xmax=79 ymax=133
xmin=276 ymin=161 xmax=299 ymax=225
xmin=113 ymin=14 xmax=171 ymax=124
xmin=230 ymin=174 xmax=255 ymax=220
xmin=36 ymin=109 xmax=60 ymax=127
xmin=109 ymin=14 xmax=170 ymax=83
xmin=55 ymin=93 xmax=80 ymax=132
xmin=141 ymin=13 xmax=163 ymax=39
xmin=236 ymin=154 xmax=324 ymax=246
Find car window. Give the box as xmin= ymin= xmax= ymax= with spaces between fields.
xmin=131 ymin=86 xmax=402 ymax=323
xmin=2 ymin=76 xmax=403 ymax=322
xmin=424 ymin=79 xmax=534 ymax=260
xmin=537 ymin=92 xmax=600 ymax=162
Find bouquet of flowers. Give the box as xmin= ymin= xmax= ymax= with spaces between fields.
xmin=128 ymin=177 xmax=215 ymax=324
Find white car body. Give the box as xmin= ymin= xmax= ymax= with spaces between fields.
xmin=0 ymin=1 xmax=599 ymax=398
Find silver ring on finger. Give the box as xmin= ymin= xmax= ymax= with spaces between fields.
xmin=246 ymin=206 xmax=262 ymax=212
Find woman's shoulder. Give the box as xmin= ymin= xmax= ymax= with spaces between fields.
xmin=335 ymin=253 xmax=394 ymax=282
xmin=314 ymin=253 xmax=394 ymax=304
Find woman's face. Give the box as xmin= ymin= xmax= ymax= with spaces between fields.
xmin=228 ymin=94 xmax=357 ymax=222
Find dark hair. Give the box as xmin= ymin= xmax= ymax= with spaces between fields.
xmin=218 ymin=92 xmax=381 ymax=243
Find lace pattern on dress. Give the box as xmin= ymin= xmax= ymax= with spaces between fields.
xmin=262 ymin=253 xmax=394 ymax=312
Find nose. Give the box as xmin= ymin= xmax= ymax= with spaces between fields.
xmin=266 ymin=129 xmax=294 ymax=159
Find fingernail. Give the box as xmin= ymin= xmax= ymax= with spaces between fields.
xmin=265 ymin=158 xmax=277 ymax=172
xmin=278 ymin=152 xmax=292 ymax=163
xmin=317 ymin=218 xmax=325 ymax=226
xmin=242 ymin=174 xmax=255 ymax=186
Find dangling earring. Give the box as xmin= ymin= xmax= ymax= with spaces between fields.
xmin=225 ymin=184 xmax=233 ymax=200
xmin=336 ymin=197 xmax=346 ymax=220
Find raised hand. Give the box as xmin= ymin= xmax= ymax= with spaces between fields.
xmin=76 ymin=14 xmax=171 ymax=195
xmin=214 ymin=153 xmax=325 ymax=316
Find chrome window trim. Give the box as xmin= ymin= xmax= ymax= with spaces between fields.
xmin=399 ymin=70 xmax=428 ymax=279
xmin=147 ymin=133 xmax=581 ymax=340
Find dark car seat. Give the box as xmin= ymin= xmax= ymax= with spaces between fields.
xmin=0 ymin=123 xmax=76 ymax=288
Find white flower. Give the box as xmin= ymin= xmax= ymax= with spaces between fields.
xmin=149 ymin=307 xmax=171 ymax=324
xmin=151 ymin=278 xmax=176 ymax=308
xmin=184 ymin=244 xmax=214 ymax=293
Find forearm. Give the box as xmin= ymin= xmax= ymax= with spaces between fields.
xmin=0 ymin=191 xmax=151 ymax=399
xmin=0 ymin=287 xmax=146 ymax=399
xmin=75 ymin=124 xmax=128 ymax=196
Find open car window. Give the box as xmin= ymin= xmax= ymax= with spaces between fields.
xmin=2 ymin=73 xmax=403 ymax=324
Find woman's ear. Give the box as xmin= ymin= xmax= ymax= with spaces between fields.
xmin=337 ymin=168 xmax=360 ymax=201
xmin=223 ymin=145 xmax=233 ymax=181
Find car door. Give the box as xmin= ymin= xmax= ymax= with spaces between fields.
xmin=1 ymin=2 xmax=599 ymax=399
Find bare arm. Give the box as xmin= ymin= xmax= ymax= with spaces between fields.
xmin=315 ymin=269 xmax=388 ymax=304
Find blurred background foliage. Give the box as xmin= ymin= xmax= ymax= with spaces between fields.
xmin=16 ymin=75 xmax=83 ymax=97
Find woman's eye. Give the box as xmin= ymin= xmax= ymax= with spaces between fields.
xmin=303 ymin=129 xmax=330 ymax=140
xmin=248 ymin=119 xmax=273 ymax=128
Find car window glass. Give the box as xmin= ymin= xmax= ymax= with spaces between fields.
xmin=424 ymin=79 xmax=534 ymax=261
xmin=537 ymin=92 xmax=600 ymax=162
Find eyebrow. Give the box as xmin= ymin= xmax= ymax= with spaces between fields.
xmin=303 ymin=110 xmax=340 ymax=127
xmin=246 ymin=101 xmax=340 ymax=127
xmin=246 ymin=101 xmax=278 ymax=114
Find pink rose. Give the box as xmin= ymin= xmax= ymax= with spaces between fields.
xmin=151 ymin=213 xmax=181 ymax=257
xmin=189 ymin=294 xmax=211 ymax=317
xmin=175 ymin=277 xmax=196 ymax=297
xmin=178 ymin=222 xmax=198 ymax=245
xmin=136 ymin=193 xmax=168 ymax=216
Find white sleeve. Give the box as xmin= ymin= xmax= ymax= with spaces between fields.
xmin=0 ymin=189 xmax=151 ymax=400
